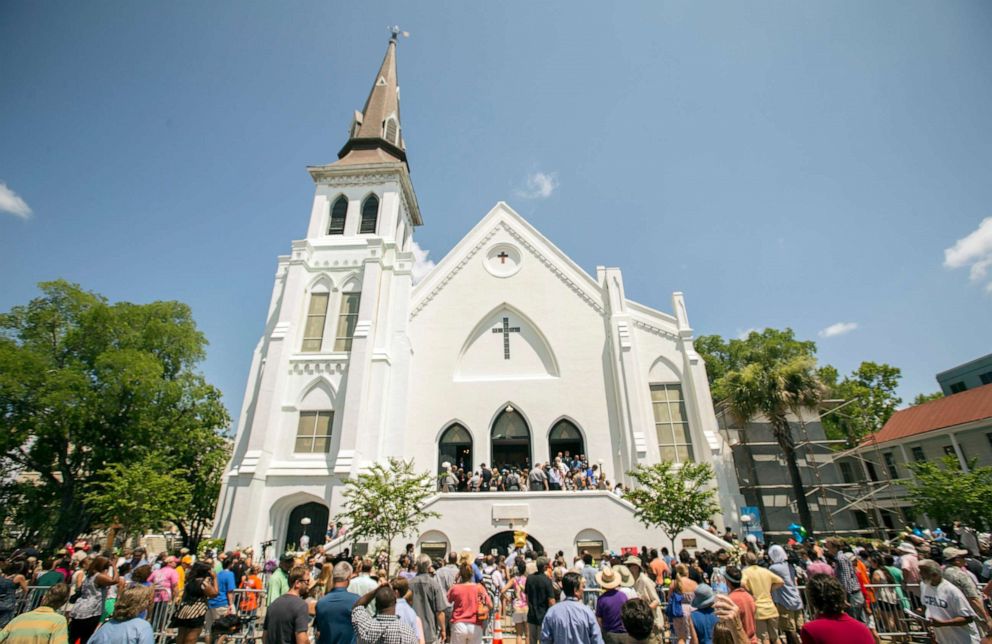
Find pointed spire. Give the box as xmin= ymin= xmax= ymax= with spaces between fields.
xmin=335 ymin=31 xmax=407 ymax=167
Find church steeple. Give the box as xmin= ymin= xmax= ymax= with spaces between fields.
xmin=335 ymin=30 xmax=407 ymax=167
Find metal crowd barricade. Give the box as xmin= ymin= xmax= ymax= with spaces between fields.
xmin=228 ymin=588 xmax=266 ymax=644
xmin=12 ymin=586 xmax=48 ymax=617
xmin=148 ymin=599 xmax=177 ymax=644
xmin=796 ymin=583 xmax=931 ymax=643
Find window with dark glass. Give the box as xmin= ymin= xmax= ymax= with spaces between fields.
xmin=650 ymin=384 xmax=694 ymax=464
xmin=295 ymin=411 xmax=332 ymax=453
xmin=328 ymin=196 xmax=348 ymax=235
xmin=334 ymin=292 xmax=361 ymax=352
xmin=949 ymin=381 xmax=967 ymax=394
xmin=301 ymin=293 xmax=328 ymax=352
xmin=359 ymin=195 xmax=379 ymax=234
xmin=883 ymin=452 xmax=899 ymax=479
xmin=980 ymin=371 xmax=992 ymax=385
xmin=943 ymin=445 xmax=955 ymax=457
xmin=911 ymin=446 xmax=926 ymax=462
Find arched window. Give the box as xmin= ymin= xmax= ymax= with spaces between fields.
xmin=359 ymin=194 xmax=379 ymax=234
xmin=549 ymin=419 xmax=585 ymax=462
xmin=438 ymin=424 xmax=473 ymax=475
xmin=491 ymin=408 xmax=531 ymax=469
xmin=328 ymin=196 xmax=348 ymax=235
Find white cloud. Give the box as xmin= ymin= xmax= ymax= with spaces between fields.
xmin=944 ymin=217 xmax=992 ymax=293
xmin=410 ymin=240 xmax=436 ymax=285
xmin=819 ymin=322 xmax=858 ymax=338
xmin=514 ymin=171 xmax=558 ymax=200
xmin=0 ymin=182 xmax=32 ymax=219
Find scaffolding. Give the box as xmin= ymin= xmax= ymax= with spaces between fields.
xmin=721 ymin=398 xmax=900 ymax=540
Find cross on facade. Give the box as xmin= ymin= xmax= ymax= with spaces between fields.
xmin=491 ymin=316 xmax=520 ymax=359
xmin=496 ymin=251 xmax=509 ymax=264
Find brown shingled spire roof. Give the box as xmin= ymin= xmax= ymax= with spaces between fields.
xmin=334 ymin=31 xmax=407 ymax=167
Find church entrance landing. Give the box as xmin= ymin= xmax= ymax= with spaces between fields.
xmin=480 ymin=530 xmax=544 ymax=557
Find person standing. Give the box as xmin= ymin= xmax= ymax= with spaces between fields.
xmin=268 ymin=554 xmax=295 ymax=607
xmin=526 ymin=558 xmax=557 ymax=644
xmin=89 ymin=585 xmax=156 ymax=644
xmin=348 ymin=559 xmax=378 ymax=599
xmin=798 ymin=574 xmax=874 ymax=644
xmin=206 ymin=557 xmax=237 ymax=643
xmin=689 ymin=584 xmax=718 ymax=644
xmin=594 ymin=567 xmax=627 ymax=644
xmin=767 ymin=545 xmax=804 ymax=643
xmin=529 ymin=465 xmax=549 ymax=491
xmin=263 ymin=566 xmax=311 ymax=644
xmin=540 ymin=572 xmax=604 ymax=644
xmin=68 ymin=556 xmax=118 ymax=644
xmin=315 ymin=562 xmax=359 ymax=644
xmin=823 ymin=539 xmax=865 ymax=623
xmin=724 ymin=566 xmax=757 ymax=644
xmin=0 ymin=583 xmax=69 ymax=644
xmin=625 ymin=557 xmax=662 ymax=639
xmin=447 ymin=565 xmax=490 ymax=644
xmin=741 ymin=553 xmax=783 ymax=644
xmin=919 ymin=559 xmax=980 ymax=644
xmin=173 ymin=562 xmax=219 ymax=644
xmin=392 ymin=579 xmax=426 ymax=644
xmin=409 ymin=555 xmax=447 ymax=644
xmin=149 ymin=556 xmax=180 ymax=604
xmin=352 ymin=586 xmax=418 ymax=644
xmin=942 ymin=547 xmax=992 ymax=636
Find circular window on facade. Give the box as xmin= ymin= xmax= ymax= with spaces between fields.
xmin=484 ymin=243 xmax=522 ymax=278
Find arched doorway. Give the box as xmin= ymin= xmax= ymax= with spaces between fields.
xmin=285 ymin=501 xmax=328 ymax=552
xmin=548 ymin=419 xmax=585 ymax=461
xmin=491 ymin=408 xmax=531 ymax=469
xmin=480 ymin=531 xmax=545 ymax=557
xmin=438 ymin=424 xmax=473 ymax=473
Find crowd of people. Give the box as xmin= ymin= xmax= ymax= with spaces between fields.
xmin=3 ymin=525 xmax=992 ymax=644
xmin=438 ymin=453 xmax=631 ymax=496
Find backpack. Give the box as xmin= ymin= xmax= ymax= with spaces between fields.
xmin=665 ymin=590 xmax=684 ymax=619
xmin=482 ymin=567 xmax=497 ymax=600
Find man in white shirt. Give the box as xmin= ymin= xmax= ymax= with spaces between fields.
xmin=919 ymin=559 xmax=980 ymax=644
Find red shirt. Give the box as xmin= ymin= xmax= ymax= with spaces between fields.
xmin=800 ymin=614 xmax=875 ymax=644
xmin=728 ymin=588 xmax=758 ymax=644
xmin=448 ymin=583 xmax=487 ymax=624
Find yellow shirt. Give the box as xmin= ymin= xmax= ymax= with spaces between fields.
xmin=742 ymin=565 xmax=783 ymax=620
xmin=176 ymin=566 xmax=186 ymax=599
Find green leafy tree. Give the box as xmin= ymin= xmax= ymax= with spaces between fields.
xmin=83 ymin=456 xmax=193 ymax=544
xmin=905 ymin=456 xmax=992 ymax=530
xmin=0 ymin=280 xmax=231 ymax=547
xmin=820 ymin=362 xmax=902 ymax=445
xmin=333 ymin=458 xmax=439 ymax=570
xmin=912 ymin=391 xmax=944 ymax=406
xmin=696 ymin=329 xmax=825 ymax=536
xmin=625 ymin=461 xmax=720 ymax=553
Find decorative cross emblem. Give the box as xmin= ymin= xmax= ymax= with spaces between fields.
xmin=491 ymin=317 xmax=520 ymax=360
xmin=496 ymin=251 xmax=509 ymax=264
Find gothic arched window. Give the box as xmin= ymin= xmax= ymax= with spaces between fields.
xmin=328 ymin=196 xmax=348 ymax=235
xmin=549 ymin=419 xmax=585 ymax=461
xmin=438 ymin=424 xmax=473 ymax=475
xmin=360 ymin=194 xmax=379 ymax=234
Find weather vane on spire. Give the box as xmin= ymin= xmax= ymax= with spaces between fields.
xmin=388 ymin=25 xmax=410 ymax=42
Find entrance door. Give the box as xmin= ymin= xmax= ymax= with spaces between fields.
xmin=491 ymin=409 xmax=531 ymax=469
xmin=480 ymin=531 xmax=545 ymax=557
xmin=285 ymin=501 xmax=328 ymax=553
xmin=548 ymin=419 xmax=585 ymax=461
xmin=438 ymin=424 xmax=473 ymax=473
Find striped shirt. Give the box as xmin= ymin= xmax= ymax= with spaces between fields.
xmin=0 ymin=607 xmax=68 ymax=644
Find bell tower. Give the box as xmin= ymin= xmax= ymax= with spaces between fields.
xmin=215 ymin=31 xmax=422 ymax=551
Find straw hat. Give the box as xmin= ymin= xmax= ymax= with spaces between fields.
xmin=595 ymin=566 xmax=622 ymax=589
xmin=613 ymin=564 xmax=634 ymax=588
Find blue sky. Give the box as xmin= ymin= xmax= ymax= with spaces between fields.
xmin=2 ymin=1 xmax=991 ymax=421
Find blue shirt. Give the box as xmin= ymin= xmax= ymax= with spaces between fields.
xmin=691 ymin=608 xmax=718 ymax=644
xmin=89 ymin=618 xmax=155 ymax=644
xmin=209 ymin=569 xmax=236 ymax=608
xmin=540 ymin=597 xmax=605 ymax=644
xmin=395 ymin=598 xmax=420 ymax=635
xmin=315 ymin=587 xmax=360 ymax=644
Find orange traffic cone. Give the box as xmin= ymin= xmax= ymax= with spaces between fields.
xmin=492 ymin=611 xmax=503 ymax=644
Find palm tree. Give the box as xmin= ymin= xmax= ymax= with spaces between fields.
xmin=718 ymin=354 xmax=826 ymax=537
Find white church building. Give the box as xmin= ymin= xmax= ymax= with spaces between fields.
xmin=214 ymin=34 xmax=743 ymax=559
